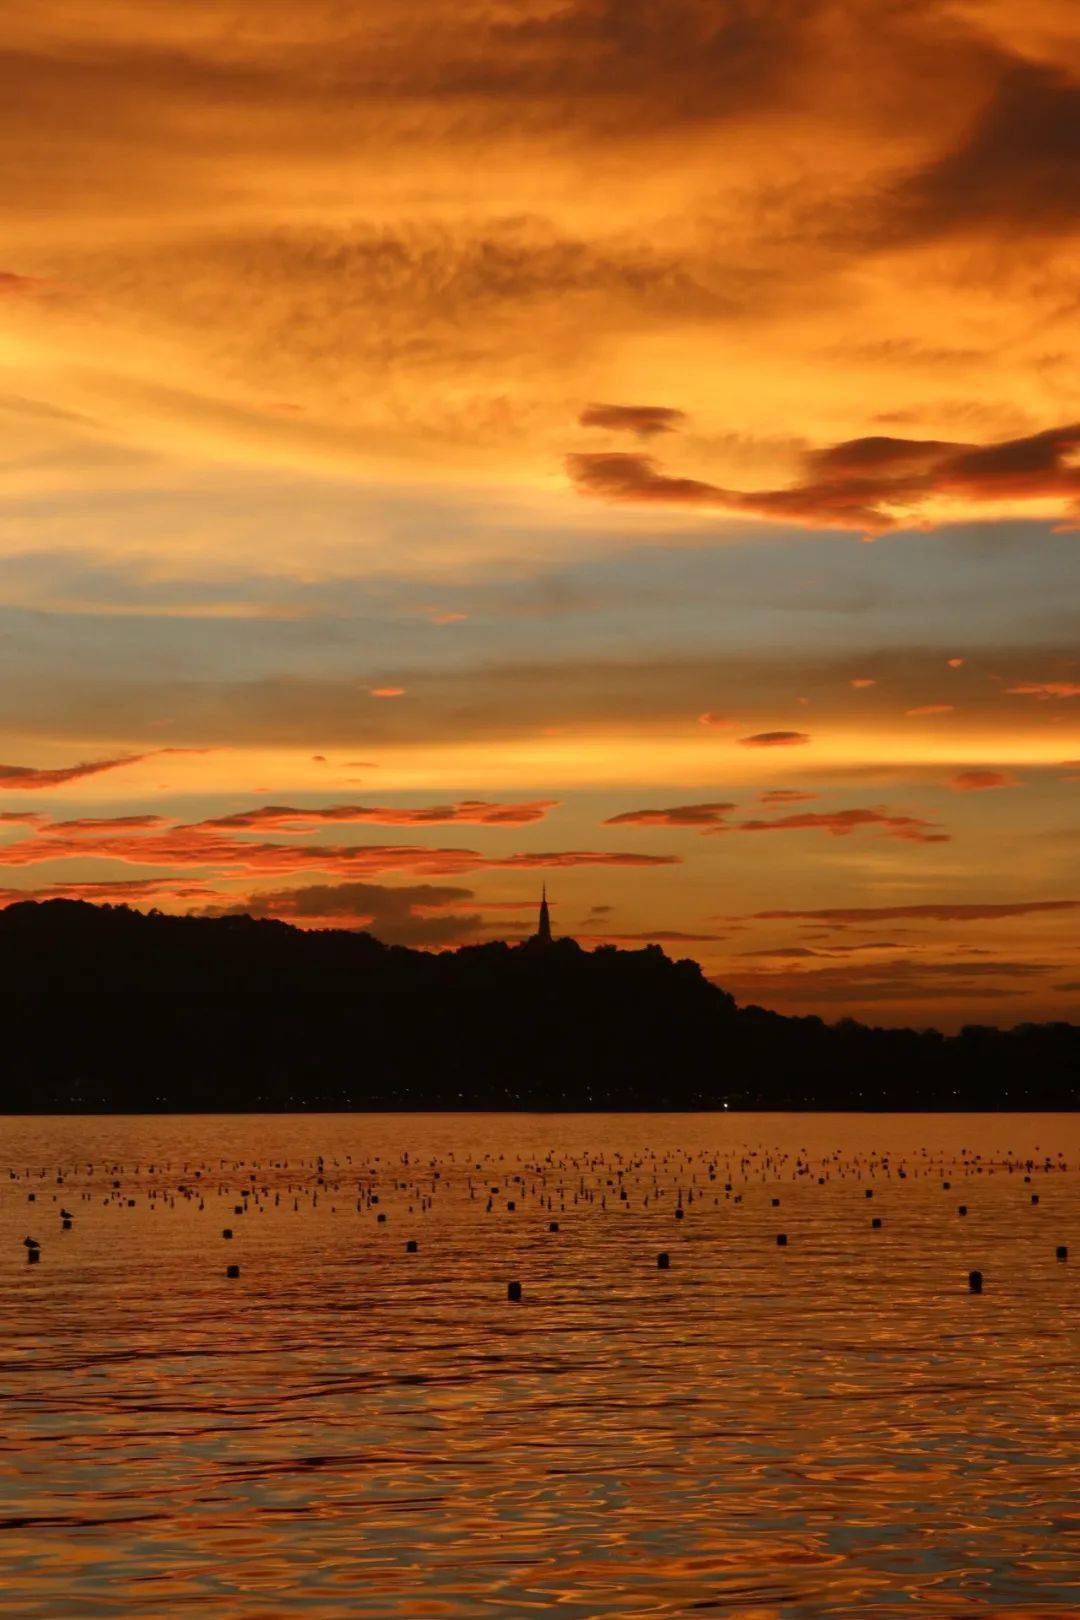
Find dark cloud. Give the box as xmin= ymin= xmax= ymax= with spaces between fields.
xmin=493 ymin=850 xmax=678 ymax=869
xmin=0 ymin=747 xmax=204 ymax=790
xmin=0 ymin=751 xmax=155 ymax=790
xmin=731 ymin=807 xmax=948 ymax=844
xmin=739 ymin=731 xmax=810 ymax=747
xmin=880 ymin=62 xmax=1080 ymax=242
xmin=50 ymin=814 xmax=167 ymax=831
xmin=579 ymin=403 xmax=687 ymax=437
xmin=759 ymin=789 xmax=817 ymax=803
xmin=0 ymin=877 xmax=219 ymax=906
xmin=605 ymin=800 xmax=946 ymax=843
xmin=202 ymin=880 xmax=487 ymax=947
xmin=199 ymin=799 xmax=558 ymax=830
xmin=567 ymin=422 xmax=1080 ymax=533
xmin=580 ymin=929 xmax=727 ymax=943
xmin=567 ymin=450 xmax=740 ymax=507
xmin=806 ymin=436 xmax=956 ymax=477
xmin=721 ymin=955 xmax=1061 ymax=1008
xmin=604 ymin=801 xmax=736 ymax=828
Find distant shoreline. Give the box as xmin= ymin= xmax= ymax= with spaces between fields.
xmin=4 ymin=1106 xmax=1076 ymax=1117
xmin=3 ymin=902 xmax=1076 ymax=1112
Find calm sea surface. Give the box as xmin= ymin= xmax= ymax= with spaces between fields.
xmin=1 ymin=1112 xmax=1076 ymax=1618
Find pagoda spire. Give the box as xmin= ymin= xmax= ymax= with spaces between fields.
xmin=536 ymin=883 xmax=553 ymax=944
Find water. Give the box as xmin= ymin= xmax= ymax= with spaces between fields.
xmin=1 ymin=1113 xmax=1076 ymax=1618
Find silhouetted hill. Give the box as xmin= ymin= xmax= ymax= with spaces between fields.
xmin=1 ymin=900 xmax=1076 ymax=1111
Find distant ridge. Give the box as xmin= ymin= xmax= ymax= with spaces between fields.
xmin=0 ymin=901 xmax=1076 ymax=1112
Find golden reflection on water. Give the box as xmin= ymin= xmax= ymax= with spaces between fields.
xmin=1 ymin=1113 xmax=1077 ymax=1618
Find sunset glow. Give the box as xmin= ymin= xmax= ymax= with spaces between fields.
xmin=1 ymin=0 xmax=1078 ymax=1027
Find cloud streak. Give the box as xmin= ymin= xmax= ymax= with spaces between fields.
xmin=0 ymin=816 xmax=678 ymax=879
xmin=606 ymin=802 xmax=948 ymax=843
xmin=731 ymin=808 xmax=949 ymax=844
xmin=201 ymin=880 xmax=487 ymax=947
xmin=948 ymin=769 xmax=1016 ymax=792
xmin=605 ymin=802 xmax=736 ymax=829
xmin=1006 ymin=681 xmax=1080 ymax=699
xmin=742 ymin=902 xmax=1080 ymax=925
xmin=200 ymin=799 xmax=558 ymax=830
xmin=0 ymin=751 xmax=185 ymax=790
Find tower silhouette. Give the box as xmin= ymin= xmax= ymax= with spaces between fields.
xmin=535 ymin=884 xmax=553 ymax=945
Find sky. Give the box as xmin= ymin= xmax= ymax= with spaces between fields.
xmin=1 ymin=0 xmax=1078 ymax=1029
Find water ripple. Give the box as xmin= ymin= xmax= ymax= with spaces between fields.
xmin=0 ymin=1111 xmax=1076 ymax=1617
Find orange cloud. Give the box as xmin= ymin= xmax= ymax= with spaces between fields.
xmin=906 ymin=704 xmax=954 ymax=716
xmin=0 ymin=818 xmax=677 ymax=878
xmin=739 ymin=730 xmax=810 ymax=747
xmin=1006 ymin=681 xmax=1080 ymax=698
xmin=948 ymin=769 xmax=1017 ymax=792
xmin=1 ymin=0 xmax=1076 ymax=1032
xmin=0 ymin=270 xmax=49 ymax=296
